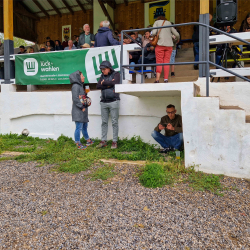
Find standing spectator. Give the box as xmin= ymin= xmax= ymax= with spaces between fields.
xmin=39 ymin=44 xmax=46 ymax=52
xmin=18 ymin=45 xmax=27 ymax=54
xmin=95 ymin=21 xmax=121 ymax=47
xmin=55 ymin=40 xmax=63 ymax=51
xmin=78 ymin=24 xmax=95 ymax=48
xmin=27 ymin=47 xmax=34 ymax=53
xmin=152 ymin=16 xmax=179 ymax=83
xmin=70 ymin=70 xmax=94 ymax=150
xmin=46 ymin=41 xmax=54 ymax=51
xmin=64 ymin=40 xmax=76 ymax=50
xmin=74 ymin=36 xmax=79 ymax=47
xmin=142 ymin=31 xmax=151 ymax=47
xmin=62 ymin=36 xmax=69 ymax=49
xmin=46 ymin=37 xmax=55 ymax=48
xmin=170 ymin=24 xmax=179 ymax=77
xmin=96 ymin=61 xmax=120 ymax=149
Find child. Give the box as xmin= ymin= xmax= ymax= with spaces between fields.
xmin=69 ymin=70 xmax=94 ymax=150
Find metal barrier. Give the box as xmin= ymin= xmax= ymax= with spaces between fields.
xmin=120 ymin=22 xmax=250 ymax=97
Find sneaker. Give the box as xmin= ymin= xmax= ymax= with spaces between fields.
xmin=76 ymin=143 xmax=87 ymax=150
xmin=96 ymin=141 xmax=107 ymax=148
xmin=86 ymin=139 xmax=95 ymax=146
xmin=111 ymin=141 xmax=117 ymax=149
xmin=159 ymin=148 xmax=171 ymax=154
xmin=171 ymin=72 xmax=175 ymax=77
xmin=164 ymin=79 xmax=168 ymax=83
xmin=154 ymin=80 xmax=159 ymax=83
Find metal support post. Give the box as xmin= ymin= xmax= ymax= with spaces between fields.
xmin=3 ymin=0 xmax=15 ymax=84
xmin=120 ymin=31 xmax=123 ymax=84
xmin=141 ymin=47 xmax=144 ymax=84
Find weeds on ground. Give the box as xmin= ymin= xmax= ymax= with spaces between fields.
xmin=0 ymin=133 xmax=225 ymax=195
xmin=0 ymin=134 xmax=165 ymax=173
xmin=88 ymin=165 xmax=116 ymax=181
xmin=138 ymin=160 xmax=224 ymax=195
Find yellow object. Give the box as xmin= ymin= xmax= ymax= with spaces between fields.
xmin=200 ymin=0 xmax=209 ymax=14
xmin=4 ymin=0 xmax=13 ymax=40
xmin=149 ymin=0 xmax=170 ymax=26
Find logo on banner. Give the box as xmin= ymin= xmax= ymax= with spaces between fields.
xmin=84 ymin=48 xmax=119 ymax=82
xmin=24 ymin=58 xmax=38 ymax=76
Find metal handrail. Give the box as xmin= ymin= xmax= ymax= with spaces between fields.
xmin=120 ymin=21 xmax=250 ymax=97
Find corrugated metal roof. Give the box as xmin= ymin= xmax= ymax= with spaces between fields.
xmin=22 ymin=0 xmax=144 ymax=17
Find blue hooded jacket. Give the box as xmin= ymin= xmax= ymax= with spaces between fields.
xmin=95 ymin=27 xmax=120 ymax=47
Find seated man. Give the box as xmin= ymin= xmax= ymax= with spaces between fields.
xmin=151 ymin=104 xmax=183 ymax=153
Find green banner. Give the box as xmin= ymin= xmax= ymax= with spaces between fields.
xmin=15 ymin=46 xmax=120 ymax=85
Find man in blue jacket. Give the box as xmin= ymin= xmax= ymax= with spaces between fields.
xmin=95 ymin=20 xmax=121 ymax=47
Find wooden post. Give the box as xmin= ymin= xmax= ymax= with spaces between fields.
xmin=4 ymin=0 xmax=13 ymax=41
xmin=200 ymin=0 xmax=209 ymax=14
xmin=3 ymin=0 xmax=15 ymax=83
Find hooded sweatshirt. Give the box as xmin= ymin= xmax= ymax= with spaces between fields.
xmin=96 ymin=61 xmax=120 ymax=103
xmin=95 ymin=27 xmax=121 ymax=47
xmin=70 ymin=70 xmax=89 ymax=123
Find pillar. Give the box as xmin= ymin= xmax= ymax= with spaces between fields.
xmin=3 ymin=0 xmax=15 ymax=84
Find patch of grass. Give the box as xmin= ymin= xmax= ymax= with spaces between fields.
xmin=139 ymin=163 xmax=171 ymax=188
xmin=187 ymin=171 xmax=223 ymax=193
xmin=0 ymin=156 xmax=15 ymax=161
xmin=139 ymin=160 xmax=225 ymax=195
xmin=88 ymin=165 xmax=117 ymax=181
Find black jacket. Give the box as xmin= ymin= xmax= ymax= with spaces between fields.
xmin=78 ymin=33 xmax=95 ymax=48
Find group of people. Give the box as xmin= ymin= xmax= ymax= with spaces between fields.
xmin=192 ymin=13 xmax=250 ymax=70
xmin=70 ymin=61 xmax=183 ymax=152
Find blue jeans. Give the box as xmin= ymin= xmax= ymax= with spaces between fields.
xmin=74 ymin=122 xmax=89 ymax=143
xmin=193 ymin=42 xmax=199 ymax=67
xmin=151 ymin=130 xmax=183 ymax=150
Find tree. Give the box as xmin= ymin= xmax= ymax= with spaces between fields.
xmin=0 ymin=33 xmax=34 ymax=48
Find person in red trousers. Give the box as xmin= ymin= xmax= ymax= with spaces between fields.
xmin=152 ymin=16 xmax=179 ymax=83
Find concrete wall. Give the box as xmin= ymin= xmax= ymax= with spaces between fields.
xmin=1 ymin=80 xmax=250 ymax=179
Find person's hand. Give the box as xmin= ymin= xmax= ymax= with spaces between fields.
xmin=167 ymin=123 xmax=174 ymax=130
xmin=101 ymin=79 xmax=104 ymax=85
xmin=129 ymin=54 xmax=132 ymax=59
xmin=158 ymin=124 xmax=165 ymax=130
xmin=82 ymin=108 xmax=85 ymax=112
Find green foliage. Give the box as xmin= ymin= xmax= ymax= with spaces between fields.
xmin=89 ymin=165 xmax=116 ymax=181
xmin=187 ymin=171 xmax=223 ymax=193
xmin=139 ymin=163 xmax=170 ymax=188
xmin=0 ymin=33 xmax=33 ymax=48
xmin=0 ymin=138 xmax=3 ymax=154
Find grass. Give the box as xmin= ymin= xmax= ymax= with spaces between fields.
xmin=138 ymin=161 xmax=224 ymax=195
xmin=0 ymin=133 xmax=227 ymax=195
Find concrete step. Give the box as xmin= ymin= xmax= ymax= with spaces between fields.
xmin=220 ymin=106 xmax=244 ymax=110
xmin=246 ymin=116 xmax=250 ymax=123
xmin=144 ymin=75 xmax=198 ymax=84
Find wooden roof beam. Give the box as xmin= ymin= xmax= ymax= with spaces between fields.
xmin=124 ymin=0 xmax=128 ymax=6
xmin=47 ymin=0 xmax=62 ymax=17
xmin=61 ymin=0 xmax=74 ymax=15
xmin=76 ymin=0 xmax=86 ymax=13
xmin=13 ymin=1 xmax=40 ymax=20
xmin=33 ymin=0 xmax=50 ymax=18
xmin=98 ymin=0 xmax=114 ymax=30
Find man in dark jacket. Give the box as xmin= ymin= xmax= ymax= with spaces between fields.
xmin=96 ymin=61 xmax=120 ymax=149
xmin=151 ymin=104 xmax=183 ymax=153
xmin=70 ymin=70 xmax=94 ymax=150
xmin=78 ymin=24 xmax=95 ymax=48
xmin=95 ymin=20 xmax=121 ymax=47
xmin=55 ymin=40 xmax=63 ymax=51
xmin=138 ymin=43 xmax=156 ymax=65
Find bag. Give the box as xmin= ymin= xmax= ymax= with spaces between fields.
xmin=79 ymin=95 xmax=92 ymax=107
xmin=150 ymin=20 xmax=166 ymax=47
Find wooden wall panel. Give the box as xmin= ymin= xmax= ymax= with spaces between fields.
xmin=114 ymin=2 xmax=145 ymax=32
xmin=36 ymin=10 xmax=93 ymax=44
xmin=234 ymin=0 xmax=250 ymax=31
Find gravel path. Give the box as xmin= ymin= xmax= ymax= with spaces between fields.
xmin=0 ymin=160 xmax=249 ymax=249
